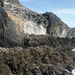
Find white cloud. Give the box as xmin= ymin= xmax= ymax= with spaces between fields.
xmin=54 ymin=9 xmax=75 ymax=15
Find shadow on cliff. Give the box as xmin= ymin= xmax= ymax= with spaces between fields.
xmin=0 ymin=38 xmax=24 ymax=48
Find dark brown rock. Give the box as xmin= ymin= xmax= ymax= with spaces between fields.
xmin=0 ymin=0 xmax=4 ymax=7
xmin=0 ymin=45 xmax=74 ymax=75
xmin=0 ymin=6 xmax=8 ymax=39
xmin=0 ymin=63 xmax=12 ymax=74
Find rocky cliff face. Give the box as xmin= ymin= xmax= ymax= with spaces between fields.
xmin=0 ymin=0 xmax=74 ymax=42
xmin=0 ymin=0 xmax=75 ymax=75
xmin=42 ymin=12 xmax=70 ymax=37
xmin=2 ymin=0 xmax=74 ymax=37
xmin=4 ymin=0 xmax=20 ymax=6
xmin=0 ymin=1 xmax=24 ymax=43
xmin=0 ymin=6 xmax=8 ymax=39
xmin=69 ymin=28 xmax=75 ymax=37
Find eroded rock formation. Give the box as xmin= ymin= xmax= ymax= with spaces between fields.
xmin=0 ymin=0 xmax=75 ymax=75
xmin=3 ymin=0 xmax=74 ymax=37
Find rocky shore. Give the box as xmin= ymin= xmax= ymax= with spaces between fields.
xmin=0 ymin=0 xmax=75 ymax=75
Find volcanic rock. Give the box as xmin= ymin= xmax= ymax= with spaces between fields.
xmin=3 ymin=0 xmax=75 ymax=37
xmin=0 ymin=0 xmax=75 ymax=75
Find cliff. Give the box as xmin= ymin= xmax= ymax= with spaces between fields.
xmin=0 ymin=0 xmax=75 ymax=74
xmin=3 ymin=0 xmax=74 ymax=38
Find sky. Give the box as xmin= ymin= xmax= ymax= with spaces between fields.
xmin=19 ymin=0 xmax=75 ymax=28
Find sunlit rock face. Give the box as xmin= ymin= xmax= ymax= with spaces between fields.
xmin=43 ymin=12 xmax=71 ymax=37
xmin=60 ymin=29 xmax=67 ymax=37
xmin=58 ymin=28 xmax=69 ymax=37
xmin=68 ymin=28 xmax=75 ymax=38
xmin=2 ymin=0 xmax=75 ymax=38
xmin=24 ymin=21 xmax=46 ymax=35
xmin=4 ymin=0 xmax=20 ymax=6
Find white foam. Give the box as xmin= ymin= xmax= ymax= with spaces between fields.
xmin=72 ymin=69 xmax=75 ymax=75
xmin=72 ymin=48 xmax=75 ymax=51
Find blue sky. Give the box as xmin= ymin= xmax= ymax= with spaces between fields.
xmin=19 ymin=0 xmax=75 ymax=28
